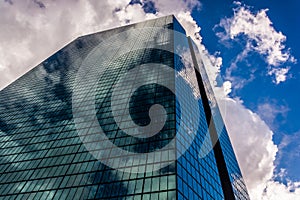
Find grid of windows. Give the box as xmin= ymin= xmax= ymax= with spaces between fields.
xmin=189 ymin=32 xmax=250 ymax=199
xmin=0 ymin=16 xmax=178 ymax=199
xmin=0 ymin=15 xmax=249 ymax=200
xmin=173 ymin=18 xmax=224 ymax=200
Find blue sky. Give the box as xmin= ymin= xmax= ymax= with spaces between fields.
xmin=0 ymin=0 xmax=299 ymax=199
xmin=191 ymin=0 xmax=300 ymax=183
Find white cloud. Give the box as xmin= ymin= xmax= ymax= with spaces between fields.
xmin=0 ymin=0 xmax=203 ymax=90
xmin=159 ymin=10 xmax=300 ymax=198
xmin=211 ymin=79 xmax=300 ymax=200
xmin=1 ymin=1 xmax=299 ymax=199
xmin=190 ymin=40 xmax=276 ymax=198
xmin=202 ymin=48 xmax=298 ymax=199
xmin=152 ymin=0 xmax=201 ymax=14
xmin=218 ymin=96 xmax=277 ymax=199
xmin=268 ymin=67 xmax=291 ymax=84
xmin=176 ymin=11 xmax=202 ymax=41
xmin=0 ymin=0 xmax=155 ymax=90
xmin=262 ymin=179 xmax=300 ymax=200
xmin=216 ymin=2 xmax=296 ymax=85
xmin=223 ymin=81 xmax=232 ymax=96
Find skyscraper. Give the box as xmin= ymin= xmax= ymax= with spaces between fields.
xmin=0 ymin=15 xmax=249 ymax=199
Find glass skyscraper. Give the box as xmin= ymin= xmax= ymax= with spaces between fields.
xmin=0 ymin=15 xmax=249 ymax=199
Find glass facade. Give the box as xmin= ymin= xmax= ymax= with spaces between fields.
xmin=0 ymin=15 xmax=249 ymax=199
xmin=173 ymin=19 xmax=224 ymax=200
xmin=189 ymin=39 xmax=249 ymax=200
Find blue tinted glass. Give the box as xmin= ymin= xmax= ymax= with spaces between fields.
xmin=0 ymin=15 xmax=249 ymax=200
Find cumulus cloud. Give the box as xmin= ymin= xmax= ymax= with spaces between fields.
xmin=0 ymin=0 xmax=156 ymax=89
xmin=152 ymin=0 xmax=201 ymax=14
xmin=268 ymin=67 xmax=291 ymax=84
xmin=223 ymin=80 xmax=232 ymax=96
xmin=202 ymin=43 xmax=297 ymax=199
xmin=213 ymin=78 xmax=300 ymax=200
xmin=199 ymin=50 xmax=275 ymax=199
xmin=219 ymin=6 xmax=292 ymax=66
xmin=262 ymin=179 xmax=300 ymax=200
xmin=176 ymin=11 xmax=202 ymax=41
xmin=1 ymin=1 xmax=299 ymax=199
xmin=0 ymin=0 xmax=204 ymax=90
xmin=216 ymin=2 xmax=296 ymax=85
xmin=218 ymin=97 xmax=277 ymax=199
